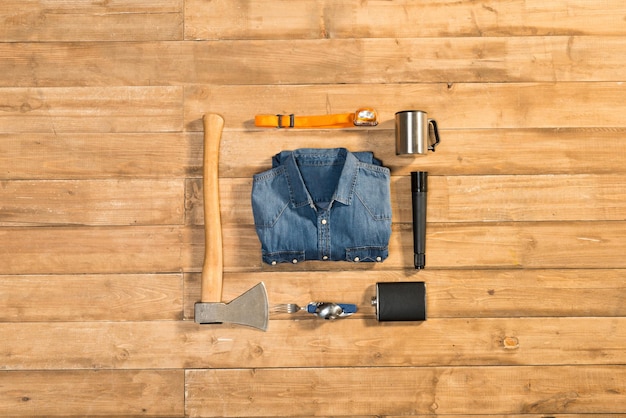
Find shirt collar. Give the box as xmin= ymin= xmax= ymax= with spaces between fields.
xmin=280 ymin=148 xmax=359 ymax=208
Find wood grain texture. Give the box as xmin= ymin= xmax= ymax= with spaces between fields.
xmin=180 ymin=221 xmax=626 ymax=271
xmin=0 ymin=133 xmax=198 ymax=180
xmin=387 ymin=416 xmax=626 ymax=418
xmin=2 ymin=37 xmax=624 ymax=86
xmin=0 ymin=87 xmax=183 ymax=133
xmin=185 ymin=0 xmax=626 ymax=40
xmin=184 ymin=83 xmax=626 ymax=131
xmin=2 ymin=318 xmax=624 ymax=370
xmin=0 ymin=274 xmax=183 ymax=321
xmin=0 ymin=179 xmax=184 ymax=226
xmin=0 ymin=0 xmax=183 ymax=42
xmin=200 ymin=113 xmax=225 ymax=302
xmin=211 ymin=128 xmax=626 ymax=177
xmin=0 ymin=370 xmax=183 ymax=416
xmin=388 ymin=416 xmax=626 ymax=418
xmin=184 ymin=269 xmax=626 ymax=320
xmin=0 ymin=226 xmax=185 ymax=274
xmin=186 ymin=174 xmax=626 ymax=226
xmin=2 ymin=0 xmax=626 ymax=416
xmin=3 ymin=128 xmax=623 ymax=182
xmin=185 ymin=365 xmax=626 ymax=416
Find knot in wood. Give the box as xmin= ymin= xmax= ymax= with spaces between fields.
xmin=503 ymin=336 xmax=520 ymax=349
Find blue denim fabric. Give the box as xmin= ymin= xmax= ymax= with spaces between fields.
xmin=251 ymin=148 xmax=392 ymax=265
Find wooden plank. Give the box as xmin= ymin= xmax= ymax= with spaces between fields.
xmin=0 ymin=179 xmax=184 ymax=226
xmin=188 ymin=36 xmax=626 ymax=84
xmin=2 ymin=318 xmax=625 ymax=370
xmin=389 ymin=416 xmax=626 ymax=418
xmin=183 ymin=269 xmax=626 ymax=320
xmin=182 ymin=221 xmax=626 ymax=271
xmin=187 ymin=174 xmax=626 ymax=226
xmin=185 ymin=0 xmax=626 ymax=40
xmin=0 ymin=87 xmax=183 ymax=134
xmin=0 ymin=274 xmax=182 ymax=321
xmin=4 ymin=128 xmax=623 ymax=180
xmin=390 ymin=221 xmax=626 ymax=270
xmin=0 ymin=42 xmax=192 ymax=88
xmin=0 ymin=133 xmax=199 ymax=180
xmin=0 ymin=226 xmax=185 ymax=275
xmin=0 ymin=0 xmax=183 ymax=42
xmin=3 ymin=37 xmax=624 ymax=86
xmin=211 ymin=128 xmax=626 ymax=177
xmin=0 ymin=370 xmax=183 ymax=416
xmin=424 ymin=174 xmax=626 ymax=222
xmin=18 ymin=218 xmax=607 ymax=274
xmin=185 ymin=365 xmax=626 ymax=416
xmin=414 ymin=221 xmax=626 ymax=270
xmin=184 ymin=82 xmax=626 ymax=132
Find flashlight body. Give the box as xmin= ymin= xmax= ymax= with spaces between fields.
xmin=411 ymin=171 xmax=428 ymax=269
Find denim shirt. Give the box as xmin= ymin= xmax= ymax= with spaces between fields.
xmin=251 ymin=148 xmax=392 ymax=265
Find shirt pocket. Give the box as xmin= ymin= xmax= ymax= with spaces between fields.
xmin=353 ymin=166 xmax=392 ymax=221
xmin=252 ymin=168 xmax=291 ymax=228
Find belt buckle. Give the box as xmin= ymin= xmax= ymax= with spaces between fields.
xmin=276 ymin=113 xmax=295 ymax=128
xmin=353 ymin=108 xmax=378 ymax=127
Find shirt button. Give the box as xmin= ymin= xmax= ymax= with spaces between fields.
xmin=271 ymin=261 xmax=277 ymax=266
xmin=292 ymin=259 xmax=298 ymax=264
xmin=321 ymin=219 xmax=327 ymax=225
xmin=322 ymin=255 xmax=329 ymax=260
xmin=353 ymin=256 xmax=360 ymax=262
xmin=376 ymin=256 xmax=382 ymax=262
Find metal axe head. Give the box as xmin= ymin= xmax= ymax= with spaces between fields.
xmin=194 ymin=282 xmax=269 ymax=331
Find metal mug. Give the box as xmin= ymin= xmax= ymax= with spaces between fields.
xmin=395 ymin=110 xmax=440 ymax=156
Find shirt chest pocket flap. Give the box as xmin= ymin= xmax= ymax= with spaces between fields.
xmin=353 ymin=168 xmax=392 ymax=221
xmin=252 ymin=169 xmax=291 ymax=228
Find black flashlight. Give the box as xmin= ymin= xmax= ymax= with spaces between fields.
xmin=411 ymin=171 xmax=428 ymax=269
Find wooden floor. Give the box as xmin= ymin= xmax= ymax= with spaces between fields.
xmin=2 ymin=0 xmax=626 ymax=416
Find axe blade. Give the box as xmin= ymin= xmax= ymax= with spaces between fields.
xmin=194 ymin=282 xmax=269 ymax=331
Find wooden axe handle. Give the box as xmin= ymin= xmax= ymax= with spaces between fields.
xmin=201 ymin=113 xmax=225 ymax=303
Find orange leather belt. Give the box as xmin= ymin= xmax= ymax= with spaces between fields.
xmin=255 ymin=108 xmax=378 ymax=129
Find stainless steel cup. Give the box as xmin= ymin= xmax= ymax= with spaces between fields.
xmin=395 ymin=110 xmax=440 ymax=155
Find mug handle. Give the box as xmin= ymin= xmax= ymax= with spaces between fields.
xmin=428 ymin=119 xmax=440 ymax=151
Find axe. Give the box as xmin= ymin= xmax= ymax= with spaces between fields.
xmin=194 ymin=113 xmax=269 ymax=331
